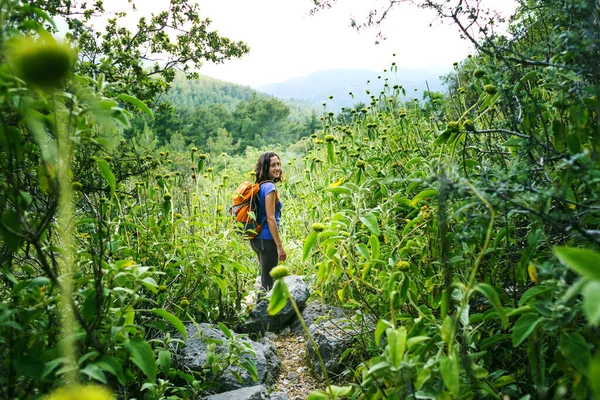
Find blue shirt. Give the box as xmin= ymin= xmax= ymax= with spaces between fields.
xmin=256 ymin=181 xmax=282 ymax=240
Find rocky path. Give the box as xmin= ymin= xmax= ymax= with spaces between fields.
xmin=269 ymin=331 xmax=325 ymax=400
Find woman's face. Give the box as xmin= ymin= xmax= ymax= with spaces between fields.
xmin=268 ymin=155 xmax=282 ymax=181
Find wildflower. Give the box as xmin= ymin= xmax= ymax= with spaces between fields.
xmin=163 ymin=193 xmax=172 ymax=201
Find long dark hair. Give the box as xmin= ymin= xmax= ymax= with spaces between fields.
xmin=254 ymin=151 xmax=283 ymax=183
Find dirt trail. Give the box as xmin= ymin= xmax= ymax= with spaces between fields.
xmin=269 ymin=331 xmax=325 ymax=399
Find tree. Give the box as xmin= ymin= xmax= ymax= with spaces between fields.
xmin=14 ymin=0 xmax=250 ymax=103
xmin=206 ymin=127 xmax=240 ymax=156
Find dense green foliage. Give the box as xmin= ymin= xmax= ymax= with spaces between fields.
xmin=130 ymin=72 xmax=319 ymax=155
xmin=1 ymin=0 xmax=599 ymax=399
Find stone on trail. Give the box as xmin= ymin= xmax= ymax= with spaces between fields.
xmin=180 ymin=323 xmax=280 ymax=393
xmin=244 ymin=275 xmax=310 ymax=335
xmin=201 ymin=385 xmax=268 ymax=400
xmin=289 ymin=301 xmax=345 ymax=335
xmin=307 ymin=318 xmax=356 ymax=375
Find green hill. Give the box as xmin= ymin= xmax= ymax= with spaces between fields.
xmin=165 ymin=72 xmax=317 ymax=122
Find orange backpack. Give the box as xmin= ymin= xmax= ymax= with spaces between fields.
xmin=229 ymin=180 xmax=275 ymax=239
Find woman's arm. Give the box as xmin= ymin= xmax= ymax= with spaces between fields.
xmin=264 ymin=191 xmax=286 ymax=262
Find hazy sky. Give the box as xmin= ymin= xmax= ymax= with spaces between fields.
xmin=100 ymin=0 xmax=517 ymax=87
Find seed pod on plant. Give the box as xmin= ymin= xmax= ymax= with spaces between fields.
xmin=464 ymin=119 xmax=475 ymax=131
xmin=270 ymin=266 xmax=290 ymax=280
xmin=473 ymin=69 xmax=485 ymax=78
xmin=72 ymin=182 xmax=83 ymax=191
xmin=312 ymin=223 xmax=326 ymax=232
xmin=180 ymin=297 xmax=190 ymax=308
xmin=356 ymin=160 xmax=366 ymax=169
xmin=9 ymin=36 xmax=75 ymax=89
xmin=395 ymin=261 xmax=410 ymax=271
xmin=484 ymin=84 xmax=498 ymax=95
xmin=163 ymin=193 xmax=172 ymax=201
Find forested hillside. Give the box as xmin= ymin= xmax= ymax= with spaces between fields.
xmin=130 ymin=72 xmax=319 ymax=155
xmin=1 ymin=1 xmax=599 ymax=400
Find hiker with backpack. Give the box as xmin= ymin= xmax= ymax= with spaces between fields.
xmin=251 ymin=151 xmax=286 ymax=296
xmin=230 ymin=151 xmax=286 ymax=298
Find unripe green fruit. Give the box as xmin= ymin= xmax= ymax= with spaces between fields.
xmin=270 ymin=266 xmax=290 ymax=280
xmin=312 ymin=223 xmax=326 ymax=232
xmin=484 ymin=84 xmax=498 ymax=95
xmin=464 ymin=119 xmax=475 ymax=131
xmin=396 ymin=261 xmax=410 ymax=271
xmin=180 ymin=297 xmax=190 ymax=308
xmin=446 ymin=121 xmax=459 ymax=133
xmin=10 ymin=38 xmax=74 ymax=88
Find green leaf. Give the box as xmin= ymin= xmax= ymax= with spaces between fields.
xmin=356 ymin=243 xmax=370 ymax=260
xmin=512 ymin=313 xmax=544 ymax=346
xmin=359 ymin=212 xmax=380 ymax=236
xmin=439 ymin=353 xmax=460 ymax=396
xmin=218 ymin=322 xmax=232 ymax=339
xmin=268 ymin=280 xmax=289 ymax=316
xmin=327 ymin=385 xmax=352 ymax=398
xmin=125 ymin=337 xmax=157 ymax=381
xmin=582 ymin=281 xmax=600 ymax=325
xmin=591 ymin=350 xmax=600 ymax=398
xmin=493 ymin=375 xmax=516 ymax=388
xmin=480 ymin=334 xmax=510 ymax=350
xmin=554 ymin=246 xmax=600 ymax=281
xmin=1 ymin=210 xmax=22 ymax=251
xmin=519 ymin=285 xmax=553 ymax=306
xmin=307 ymin=390 xmax=329 ymax=400
xmin=369 ymin=234 xmax=380 ymax=260
xmin=117 ymin=94 xmax=153 ymax=118
xmin=407 ymin=336 xmax=430 ymax=350
xmin=410 ymin=189 xmax=437 ymax=206
xmin=560 ymin=331 xmax=590 ymax=375
xmin=302 ymin=231 xmax=318 ymax=261
xmin=475 ymin=283 xmax=508 ymax=328
xmin=95 ymin=158 xmax=116 ymax=198
xmin=386 ymin=326 xmax=407 ymax=370
xmin=240 ymin=358 xmax=258 ymax=382
xmin=323 ymin=186 xmax=352 ymax=195
xmin=158 ymin=351 xmax=171 ymax=372
xmin=375 ymin=319 xmax=392 ymax=346
xmin=80 ymin=364 xmax=107 ymax=384
xmin=152 ymin=308 xmax=187 ymax=340
xmin=95 ymin=355 xmax=125 ymax=385
xmin=441 ymin=315 xmax=455 ymax=344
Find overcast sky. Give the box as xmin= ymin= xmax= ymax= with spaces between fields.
xmin=101 ymin=0 xmax=517 ymax=87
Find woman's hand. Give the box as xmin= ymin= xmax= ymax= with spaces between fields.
xmin=277 ymin=245 xmax=287 ymax=262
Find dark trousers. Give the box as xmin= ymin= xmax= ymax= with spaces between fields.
xmin=250 ymin=239 xmax=278 ymax=293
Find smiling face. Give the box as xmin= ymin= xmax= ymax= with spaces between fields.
xmin=268 ymin=155 xmax=282 ymax=181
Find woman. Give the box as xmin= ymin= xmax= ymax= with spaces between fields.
xmin=251 ymin=151 xmax=286 ymax=295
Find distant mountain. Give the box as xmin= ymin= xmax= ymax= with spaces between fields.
xmin=165 ymin=72 xmax=317 ymax=122
xmin=256 ymin=68 xmax=448 ymax=110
